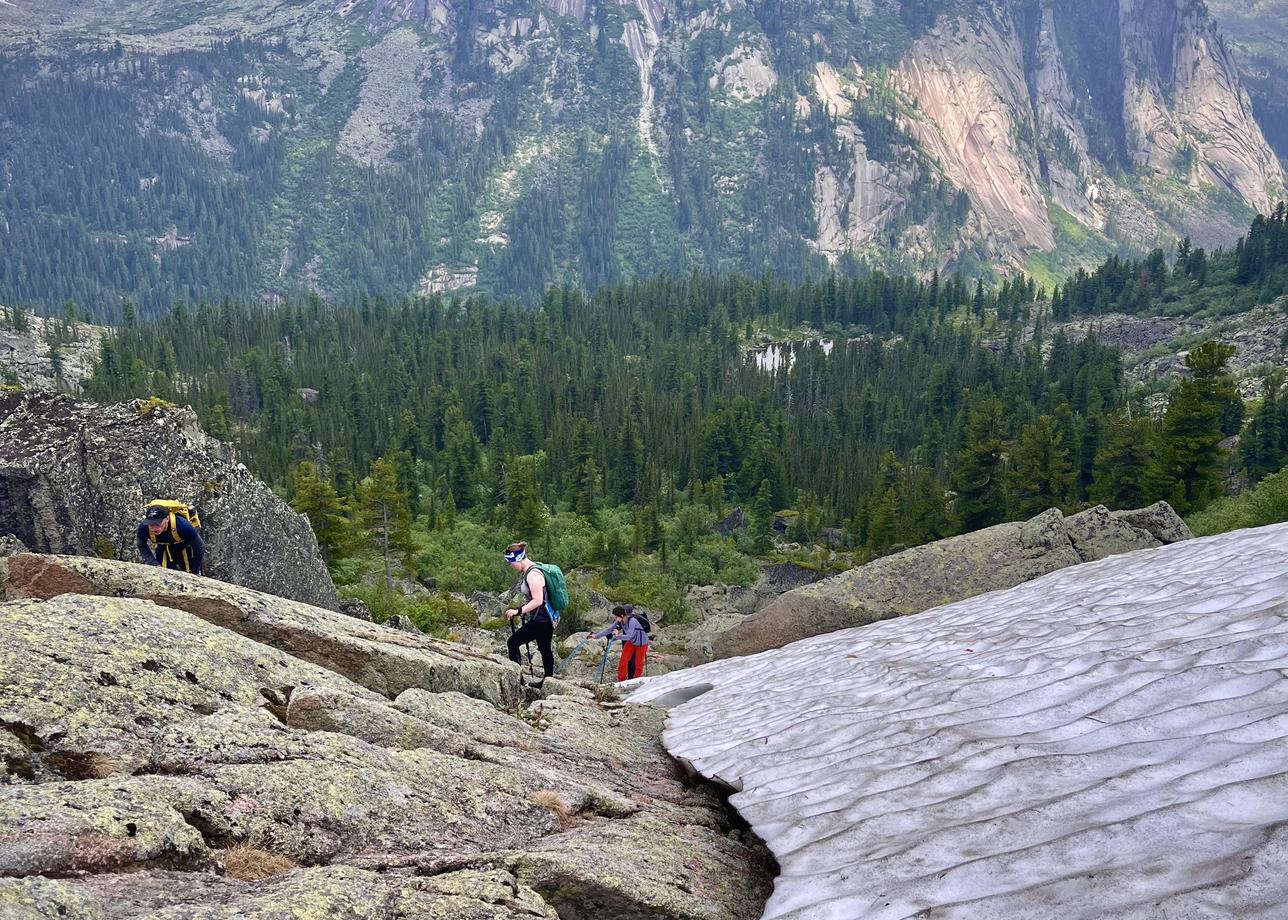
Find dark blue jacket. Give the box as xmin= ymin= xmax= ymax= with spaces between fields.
xmin=136 ymin=515 xmax=205 ymax=574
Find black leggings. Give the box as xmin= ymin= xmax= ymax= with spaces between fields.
xmin=508 ymin=616 xmax=554 ymax=678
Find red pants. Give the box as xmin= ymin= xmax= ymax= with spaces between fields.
xmin=617 ymin=641 xmax=648 ymax=681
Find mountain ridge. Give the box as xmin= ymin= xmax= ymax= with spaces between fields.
xmin=0 ymin=0 xmax=1284 ymax=313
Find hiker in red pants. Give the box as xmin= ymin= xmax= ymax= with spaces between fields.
xmin=588 ymin=604 xmax=652 ymax=681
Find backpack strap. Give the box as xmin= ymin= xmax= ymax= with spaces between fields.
xmin=168 ymin=512 xmax=180 ymax=542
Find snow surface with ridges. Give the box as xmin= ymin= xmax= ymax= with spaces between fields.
xmin=629 ymin=523 xmax=1288 ymax=919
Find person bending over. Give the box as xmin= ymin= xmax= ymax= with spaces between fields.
xmin=136 ymin=503 xmax=205 ymax=575
xmin=589 ymin=604 xmax=651 ymax=681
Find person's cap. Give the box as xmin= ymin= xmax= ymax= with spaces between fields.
xmin=143 ymin=506 xmax=169 ymax=523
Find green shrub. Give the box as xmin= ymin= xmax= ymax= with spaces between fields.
xmin=539 ymin=512 xmax=597 ymax=571
xmin=606 ymin=570 xmax=689 ymax=624
xmin=1188 ymin=467 xmax=1288 ymax=536
xmin=340 ymin=584 xmax=478 ymax=636
xmin=415 ymin=518 xmax=513 ymax=593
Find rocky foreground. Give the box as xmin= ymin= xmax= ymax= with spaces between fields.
xmin=634 ymin=523 xmax=1288 ymax=919
xmin=0 ymin=553 xmax=773 ymax=919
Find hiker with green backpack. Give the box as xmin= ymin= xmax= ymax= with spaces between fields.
xmin=502 ymin=541 xmax=568 ymax=685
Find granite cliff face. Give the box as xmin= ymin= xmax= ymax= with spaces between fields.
xmin=0 ymin=0 xmax=1282 ymax=310
xmin=0 ymin=392 xmax=339 ymax=610
xmin=897 ymin=0 xmax=1283 ymax=262
xmin=0 ymin=554 xmax=773 ymax=918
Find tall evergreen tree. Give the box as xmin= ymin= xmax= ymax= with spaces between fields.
xmin=1152 ymin=342 xmax=1236 ymax=513
xmin=357 ymin=456 xmax=414 ymax=589
xmin=287 ymin=460 xmax=349 ymax=564
xmin=953 ymin=398 xmax=1006 ymax=532
xmin=1007 ymin=415 xmax=1075 ymax=519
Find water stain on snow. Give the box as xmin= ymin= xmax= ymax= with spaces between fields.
xmin=631 ymin=523 xmax=1288 ymax=919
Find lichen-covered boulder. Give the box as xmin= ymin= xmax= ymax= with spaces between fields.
xmin=1 ymin=553 xmax=521 ymax=707
xmin=0 ymin=866 xmax=561 ymax=919
xmin=285 ymin=688 xmax=468 ymax=755
xmin=715 ymin=509 xmax=1081 ymax=658
xmin=0 ymin=391 xmax=337 ymax=609
xmin=1111 ymin=500 xmax=1194 ymax=544
xmin=0 ymin=593 xmax=380 ymax=778
xmin=0 ymin=534 xmax=26 ymax=558
xmin=1063 ymin=504 xmax=1161 ymax=561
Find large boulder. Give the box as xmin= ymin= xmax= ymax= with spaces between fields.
xmin=1111 ymin=500 xmax=1194 ymax=544
xmin=714 ymin=509 xmax=1082 ymax=659
xmin=1063 ymin=504 xmax=1161 ymax=561
xmin=0 ymin=391 xmax=337 ymax=609
xmin=714 ymin=505 xmax=1194 ymax=659
xmin=1 ymin=553 xmax=520 ymax=706
xmin=0 ymin=559 xmax=774 ymax=918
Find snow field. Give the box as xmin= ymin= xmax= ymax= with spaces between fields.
xmin=630 ymin=523 xmax=1288 ymax=919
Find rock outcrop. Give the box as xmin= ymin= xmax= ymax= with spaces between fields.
xmin=714 ymin=503 xmax=1192 ymax=659
xmin=0 ymin=392 xmax=338 ymax=609
xmin=0 ymin=309 xmax=107 ymax=393
xmin=0 ymin=555 xmax=774 ymax=918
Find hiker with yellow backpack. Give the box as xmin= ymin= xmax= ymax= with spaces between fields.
xmin=136 ymin=500 xmax=205 ymax=575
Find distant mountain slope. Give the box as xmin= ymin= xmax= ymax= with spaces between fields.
xmin=0 ymin=0 xmax=1283 ymax=315
xmin=1207 ymin=0 xmax=1288 ymax=160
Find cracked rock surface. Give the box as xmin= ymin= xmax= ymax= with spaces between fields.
xmin=0 ymin=556 xmax=774 ymax=918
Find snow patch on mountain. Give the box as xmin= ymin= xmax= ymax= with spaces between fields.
xmin=630 ymin=523 xmax=1288 ymax=919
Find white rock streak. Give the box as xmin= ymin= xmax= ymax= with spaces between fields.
xmin=631 ymin=523 xmax=1288 ymax=919
xmin=622 ymin=0 xmax=664 ymax=159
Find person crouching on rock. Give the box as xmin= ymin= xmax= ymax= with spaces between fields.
xmin=588 ymin=604 xmax=651 ymax=681
xmin=503 ymin=542 xmax=555 ymax=683
xmin=136 ymin=504 xmax=205 ymax=575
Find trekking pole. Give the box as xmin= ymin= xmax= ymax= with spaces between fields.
xmin=596 ymin=639 xmax=614 ymax=684
xmin=509 ymin=616 xmax=535 ymax=678
xmin=555 ymin=635 xmax=592 ymax=676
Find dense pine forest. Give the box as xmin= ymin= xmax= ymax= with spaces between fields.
xmin=46 ymin=206 xmax=1286 ymax=626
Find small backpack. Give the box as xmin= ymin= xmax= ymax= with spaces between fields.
xmin=146 ymin=499 xmax=201 ymax=541
xmin=533 ymin=561 xmax=568 ymax=626
xmin=629 ymin=611 xmax=652 ymax=635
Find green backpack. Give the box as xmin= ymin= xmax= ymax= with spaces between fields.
xmin=534 ymin=562 xmax=569 ymax=625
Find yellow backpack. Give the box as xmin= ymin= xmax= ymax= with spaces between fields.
xmin=146 ymin=499 xmax=201 ymax=541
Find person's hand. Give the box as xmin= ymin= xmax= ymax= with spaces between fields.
xmin=505 ymin=608 xmax=518 ymax=620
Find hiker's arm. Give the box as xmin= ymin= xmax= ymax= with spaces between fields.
xmin=518 ymin=569 xmax=546 ymax=615
xmin=589 ymin=624 xmax=616 ymax=640
xmin=135 ymin=523 xmax=159 ymax=565
xmin=177 ymin=517 xmax=205 ymax=574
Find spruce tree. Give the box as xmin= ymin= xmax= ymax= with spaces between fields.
xmin=1092 ymin=414 xmax=1153 ymax=509
xmin=288 ymin=461 xmax=349 ymax=563
xmin=1007 ymin=415 xmax=1075 ymax=519
xmin=357 ymin=456 xmax=414 ymax=589
xmin=1152 ymin=342 xmax=1236 ymax=512
xmin=953 ymin=398 xmax=1006 ymax=533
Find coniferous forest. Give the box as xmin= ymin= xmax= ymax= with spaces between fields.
xmin=57 ymin=206 xmax=1288 ymax=629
